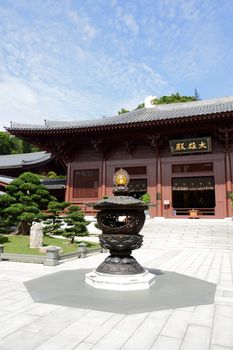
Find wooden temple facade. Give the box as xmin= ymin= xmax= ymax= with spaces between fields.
xmin=6 ymin=96 xmax=233 ymax=218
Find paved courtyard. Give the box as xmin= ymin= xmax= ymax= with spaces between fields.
xmin=0 ymin=219 xmax=233 ymax=349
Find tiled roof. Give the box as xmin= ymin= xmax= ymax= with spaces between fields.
xmin=0 ymin=175 xmax=14 ymax=184
xmin=6 ymin=95 xmax=233 ymax=132
xmin=0 ymin=152 xmax=53 ymax=169
xmin=41 ymin=178 xmax=66 ymax=189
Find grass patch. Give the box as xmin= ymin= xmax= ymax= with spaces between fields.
xmin=2 ymin=235 xmax=99 ymax=255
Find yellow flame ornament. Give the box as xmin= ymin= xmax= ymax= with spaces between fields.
xmin=113 ymin=168 xmax=129 ymax=187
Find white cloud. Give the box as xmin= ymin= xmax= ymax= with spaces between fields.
xmin=68 ymin=10 xmax=97 ymax=41
xmin=122 ymin=14 xmax=139 ymax=35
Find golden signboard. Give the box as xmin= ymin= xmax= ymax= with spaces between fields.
xmin=170 ymin=137 xmax=212 ymax=155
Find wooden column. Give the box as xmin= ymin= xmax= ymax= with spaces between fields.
xmin=156 ymin=155 xmax=162 ymax=216
xmin=225 ymin=152 xmax=232 ymax=216
xmin=218 ymin=128 xmax=233 ymax=217
xmin=147 ymin=134 xmax=164 ymax=217
xmin=65 ymin=162 xmax=71 ymax=202
xmin=90 ymin=138 xmax=108 ymax=199
xmin=101 ymin=159 xmax=106 ymax=198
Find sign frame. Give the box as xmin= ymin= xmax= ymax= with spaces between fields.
xmin=169 ymin=137 xmax=212 ymax=155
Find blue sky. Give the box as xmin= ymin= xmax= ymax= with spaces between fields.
xmin=0 ymin=0 xmax=233 ymax=130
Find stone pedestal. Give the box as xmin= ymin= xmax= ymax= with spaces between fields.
xmin=85 ymin=270 xmax=156 ymax=291
xmin=43 ymin=246 xmax=60 ymax=266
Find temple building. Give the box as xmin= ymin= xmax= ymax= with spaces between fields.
xmin=6 ymin=95 xmax=233 ymax=218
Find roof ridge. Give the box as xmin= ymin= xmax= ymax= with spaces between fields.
xmin=0 ymin=151 xmax=48 ymax=158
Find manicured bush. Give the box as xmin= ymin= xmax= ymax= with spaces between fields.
xmin=0 ymin=172 xmax=54 ymax=235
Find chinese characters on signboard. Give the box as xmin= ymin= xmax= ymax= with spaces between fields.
xmin=169 ymin=137 xmax=212 ymax=155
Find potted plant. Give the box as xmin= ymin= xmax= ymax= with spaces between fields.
xmin=139 ymin=193 xmax=151 ymax=217
xmin=140 ymin=193 xmax=151 ymax=204
xmin=189 ymin=209 xmax=198 ymax=218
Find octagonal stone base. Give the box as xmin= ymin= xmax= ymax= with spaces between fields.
xmin=85 ymin=270 xmax=156 ymax=291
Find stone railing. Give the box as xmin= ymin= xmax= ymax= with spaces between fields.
xmin=0 ymin=243 xmax=103 ymax=266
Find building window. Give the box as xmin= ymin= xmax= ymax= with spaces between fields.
xmin=172 ymin=163 xmax=213 ymax=173
xmin=73 ymin=169 xmax=99 ymax=198
xmin=115 ymin=166 xmax=147 ymax=175
xmin=129 ymin=179 xmax=147 ymax=192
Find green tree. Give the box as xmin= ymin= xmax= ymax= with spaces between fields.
xmin=43 ymin=201 xmax=70 ymax=236
xmin=0 ymin=131 xmax=39 ymax=155
xmin=118 ymin=108 xmax=129 ymax=115
xmin=136 ymin=103 xmax=145 ymax=109
xmin=0 ymin=172 xmax=54 ymax=235
xmin=43 ymin=204 xmax=88 ymax=243
xmin=63 ymin=205 xmax=88 ymax=243
xmin=45 ymin=171 xmax=65 ymax=179
xmin=121 ymin=91 xmax=201 ymax=111
xmin=152 ymin=93 xmax=198 ymax=105
xmin=194 ymin=88 xmax=200 ymax=100
xmin=0 ymin=132 xmax=15 ymax=154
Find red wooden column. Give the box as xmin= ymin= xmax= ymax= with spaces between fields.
xmin=219 ymin=128 xmax=233 ymax=217
xmin=156 ymin=155 xmax=162 ymax=216
xmin=225 ymin=152 xmax=232 ymax=217
xmin=147 ymin=134 xmax=164 ymax=217
xmin=101 ymin=159 xmax=106 ymax=198
xmin=65 ymin=162 xmax=72 ymax=202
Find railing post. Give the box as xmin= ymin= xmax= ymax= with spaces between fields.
xmin=44 ymin=246 xmax=60 ymax=266
xmin=77 ymin=242 xmax=87 ymax=258
xmin=0 ymin=244 xmax=4 ymax=261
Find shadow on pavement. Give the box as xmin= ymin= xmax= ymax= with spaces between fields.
xmin=25 ymin=268 xmax=216 ymax=314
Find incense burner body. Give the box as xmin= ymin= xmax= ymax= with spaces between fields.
xmin=93 ymin=196 xmax=148 ymax=275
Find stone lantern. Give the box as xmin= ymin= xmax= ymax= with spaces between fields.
xmin=86 ymin=168 xmax=155 ymax=290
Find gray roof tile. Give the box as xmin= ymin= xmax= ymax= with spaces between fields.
xmin=0 ymin=175 xmax=14 ymax=184
xmin=0 ymin=152 xmax=52 ymax=169
xmin=41 ymin=178 xmax=66 ymax=189
xmin=7 ymin=95 xmax=233 ymax=131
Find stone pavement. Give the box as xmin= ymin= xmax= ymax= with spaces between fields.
xmin=0 ymin=219 xmax=233 ymax=349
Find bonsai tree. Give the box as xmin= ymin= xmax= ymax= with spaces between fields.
xmin=42 ymin=204 xmax=88 ymax=243
xmin=43 ymin=201 xmax=70 ymax=236
xmin=62 ymin=205 xmax=88 ymax=244
xmin=0 ymin=172 xmax=55 ymax=235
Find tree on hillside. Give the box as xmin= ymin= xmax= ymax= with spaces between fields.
xmin=0 ymin=132 xmax=15 ymax=155
xmin=0 ymin=132 xmax=39 ymax=155
xmin=0 ymin=172 xmax=54 ymax=235
xmin=152 ymin=92 xmax=199 ymax=105
xmin=121 ymin=91 xmax=201 ymax=112
xmin=136 ymin=102 xmax=145 ymax=109
xmin=118 ymin=108 xmax=129 ymax=115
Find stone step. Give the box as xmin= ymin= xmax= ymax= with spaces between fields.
xmin=140 ymin=219 xmax=233 ymax=251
